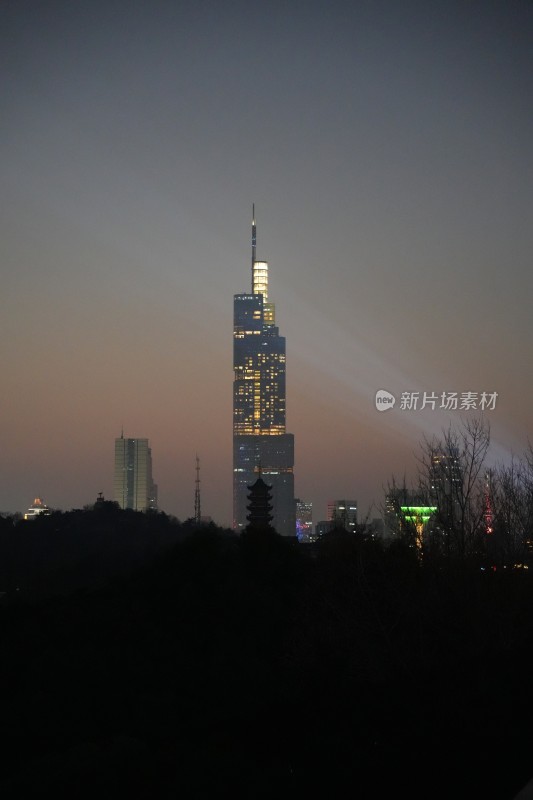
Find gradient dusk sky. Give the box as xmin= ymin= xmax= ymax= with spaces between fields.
xmin=1 ymin=0 xmax=532 ymax=525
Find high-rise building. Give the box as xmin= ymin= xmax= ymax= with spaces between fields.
xmin=430 ymin=448 xmax=462 ymax=502
xmin=327 ymin=499 xmax=358 ymax=532
xmin=233 ymin=208 xmax=295 ymax=537
xmin=296 ymin=499 xmax=313 ymax=541
xmin=114 ymin=434 xmax=158 ymax=512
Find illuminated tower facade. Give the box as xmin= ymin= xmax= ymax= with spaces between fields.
xmin=233 ymin=208 xmax=295 ymax=536
xmin=296 ymin=499 xmax=313 ymax=540
xmin=114 ymin=434 xmax=158 ymax=512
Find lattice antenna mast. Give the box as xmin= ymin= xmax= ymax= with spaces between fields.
xmin=194 ymin=454 xmax=201 ymax=524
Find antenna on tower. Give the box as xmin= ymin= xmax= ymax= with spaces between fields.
xmin=251 ymin=203 xmax=257 ymax=291
xmin=194 ymin=454 xmax=201 ymax=525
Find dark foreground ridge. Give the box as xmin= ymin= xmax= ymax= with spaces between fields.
xmin=0 ymin=508 xmax=532 ymax=798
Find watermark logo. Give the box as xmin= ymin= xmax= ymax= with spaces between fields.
xmin=374 ymin=389 xmax=498 ymax=412
xmin=375 ymin=389 xmax=396 ymax=411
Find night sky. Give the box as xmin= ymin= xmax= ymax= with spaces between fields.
xmin=2 ymin=0 xmax=532 ymax=525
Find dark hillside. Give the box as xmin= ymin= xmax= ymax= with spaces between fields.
xmin=0 ymin=519 xmax=531 ymax=798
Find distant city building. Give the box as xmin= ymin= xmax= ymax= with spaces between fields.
xmin=24 ymin=497 xmax=51 ymax=520
xmin=430 ymin=449 xmax=462 ymax=531
xmin=114 ymin=434 xmax=158 ymax=512
xmin=327 ymin=499 xmax=358 ymax=532
xmin=315 ymin=520 xmax=335 ymax=538
xmin=295 ymin=499 xmax=313 ymax=541
xmin=384 ymin=492 xmax=401 ymax=538
xmin=233 ymin=208 xmax=295 ymax=536
xmin=385 ymin=487 xmax=436 ymax=548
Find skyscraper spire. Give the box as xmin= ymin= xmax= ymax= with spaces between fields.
xmin=251 ymin=203 xmax=257 ymax=291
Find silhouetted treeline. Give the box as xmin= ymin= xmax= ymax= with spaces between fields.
xmin=0 ymin=517 xmax=532 ymax=798
xmin=0 ymin=504 xmax=229 ymax=601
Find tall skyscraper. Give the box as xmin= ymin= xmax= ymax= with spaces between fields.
xmin=233 ymin=208 xmax=295 ymax=536
xmin=114 ymin=434 xmax=158 ymax=512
